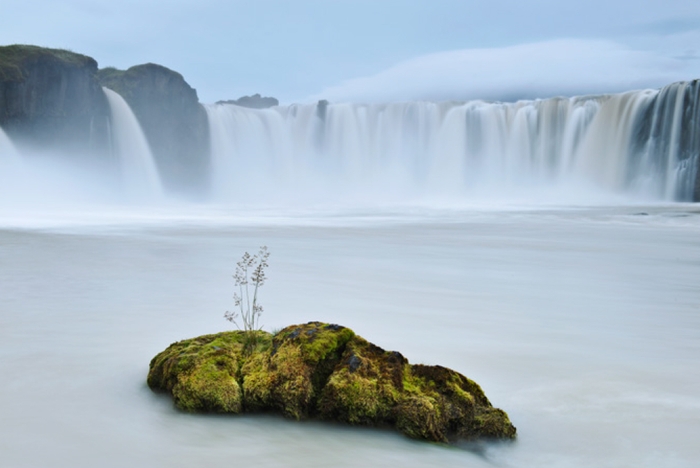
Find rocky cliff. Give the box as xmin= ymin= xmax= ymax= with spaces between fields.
xmin=0 ymin=45 xmax=110 ymax=158
xmin=0 ymin=45 xmax=211 ymax=195
xmin=98 ymin=64 xmax=209 ymax=194
xmin=686 ymin=81 xmax=700 ymax=202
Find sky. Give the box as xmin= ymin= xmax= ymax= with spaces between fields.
xmin=1 ymin=0 xmax=700 ymax=104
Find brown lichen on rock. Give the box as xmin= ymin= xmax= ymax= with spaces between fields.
xmin=148 ymin=322 xmax=516 ymax=443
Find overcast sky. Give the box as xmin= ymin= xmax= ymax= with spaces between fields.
xmin=1 ymin=0 xmax=700 ymax=103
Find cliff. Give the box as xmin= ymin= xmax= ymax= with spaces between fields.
xmin=98 ymin=64 xmax=209 ymax=194
xmin=686 ymin=81 xmax=700 ymax=202
xmin=630 ymin=79 xmax=700 ymax=201
xmin=0 ymin=46 xmax=210 ymax=195
xmin=148 ymin=322 xmax=517 ymax=444
xmin=0 ymin=45 xmax=110 ymax=157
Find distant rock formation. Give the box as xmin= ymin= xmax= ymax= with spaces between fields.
xmin=217 ymin=93 xmax=279 ymax=109
xmin=0 ymin=45 xmax=110 ymax=158
xmin=148 ymin=322 xmax=517 ymax=443
xmin=98 ymin=64 xmax=209 ymax=194
xmin=316 ymin=99 xmax=329 ymax=120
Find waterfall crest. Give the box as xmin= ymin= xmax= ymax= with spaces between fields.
xmin=206 ymin=81 xmax=700 ymax=204
xmin=103 ymin=87 xmax=163 ymax=199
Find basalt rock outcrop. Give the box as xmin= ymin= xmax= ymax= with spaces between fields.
xmin=0 ymin=45 xmax=211 ymax=193
xmin=98 ymin=64 xmax=209 ymax=194
xmin=0 ymin=45 xmax=110 ymax=159
xmin=148 ymin=322 xmax=516 ymax=444
xmin=216 ymin=93 xmax=279 ymax=109
xmin=629 ymin=78 xmax=700 ymax=202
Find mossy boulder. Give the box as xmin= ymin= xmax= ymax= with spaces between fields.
xmin=148 ymin=322 xmax=516 ymax=444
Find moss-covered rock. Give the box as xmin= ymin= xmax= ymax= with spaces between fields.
xmin=148 ymin=322 xmax=516 ymax=444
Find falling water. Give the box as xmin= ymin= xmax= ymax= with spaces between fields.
xmin=206 ymin=80 xmax=700 ymax=204
xmin=103 ymin=87 xmax=163 ymax=199
xmin=0 ymin=125 xmax=22 ymax=170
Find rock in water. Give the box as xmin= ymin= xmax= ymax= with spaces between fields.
xmin=148 ymin=322 xmax=516 ymax=443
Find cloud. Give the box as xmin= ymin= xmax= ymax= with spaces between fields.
xmin=633 ymin=17 xmax=700 ymax=36
xmin=308 ymin=39 xmax=700 ymax=104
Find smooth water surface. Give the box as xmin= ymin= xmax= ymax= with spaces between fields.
xmin=1 ymin=205 xmax=699 ymax=467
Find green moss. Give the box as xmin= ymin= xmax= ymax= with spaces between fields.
xmin=396 ymin=394 xmax=446 ymax=442
xmin=0 ymin=44 xmax=95 ymax=82
xmin=240 ymin=351 xmax=274 ymax=410
xmin=148 ymin=330 xmax=269 ymax=413
xmin=466 ymin=407 xmax=517 ymax=439
xmin=269 ymin=344 xmax=314 ymax=419
xmin=173 ymin=357 xmax=242 ymax=413
xmin=318 ymin=336 xmax=403 ymax=425
xmin=273 ymin=322 xmax=355 ymax=364
xmin=147 ymin=323 xmax=517 ymax=444
xmin=321 ymin=368 xmax=395 ymax=424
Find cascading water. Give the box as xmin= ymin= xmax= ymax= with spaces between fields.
xmin=0 ymin=125 xmax=24 ymax=198
xmin=0 ymin=125 xmax=22 ymax=170
xmin=630 ymin=81 xmax=700 ymax=200
xmin=103 ymin=87 xmax=163 ymax=200
xmin=205 ymin=80 xmax=700 ymax=205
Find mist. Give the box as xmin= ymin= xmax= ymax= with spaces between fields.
xmin=310 ymin=39 xmax=700 ymax=104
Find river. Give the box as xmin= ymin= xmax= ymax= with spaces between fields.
xmin=1 ymin=204 xmax=698 ymax=467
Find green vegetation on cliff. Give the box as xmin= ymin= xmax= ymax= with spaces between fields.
xmin=148 ymin=322 xmax=516 ymax=444
xmin=97 ymin=64 xmax=196 ymax=104
xmin=0 ymin=45 xmax=96 ymax=81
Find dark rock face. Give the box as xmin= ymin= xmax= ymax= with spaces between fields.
xmin=676 ymin=80 xmax=700 ymax=202
xmin=0 ymin=46 xmax=211 ymax=196
xmin=0 ymin=45 xmax=110 ymax=159
xmin=217 ymin=93 xmax=279 ymax=109
xmin=630 ymin=79 xmax=700 ymax=202
xmin=98 ymin=64 xmax=210 ymax=194
xmin=148 ymin=322 xmax=517 ymax=444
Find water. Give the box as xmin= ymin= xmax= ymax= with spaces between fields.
xmin=1 ymin=205 xmax=699 ymax=467
xmin=6 ymin=81 xmax=700 ymax=208
xmin=103 ymin=87 xmax=163 ymax=200
xmin=205 ymin=80 xmax=700 ymax=205
xmin=2 ymin=79 xmax=700 ymax=466
xmin=0 ymin=125 xmax=22 ymax=173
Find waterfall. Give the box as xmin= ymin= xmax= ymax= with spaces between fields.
xmin=206 ymin=80 xmax=700 ymax=204
xmin=103 ymin=87 xmax=163 ymax=199
xmin=0 ymin=125 xmax=22 ymax=170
